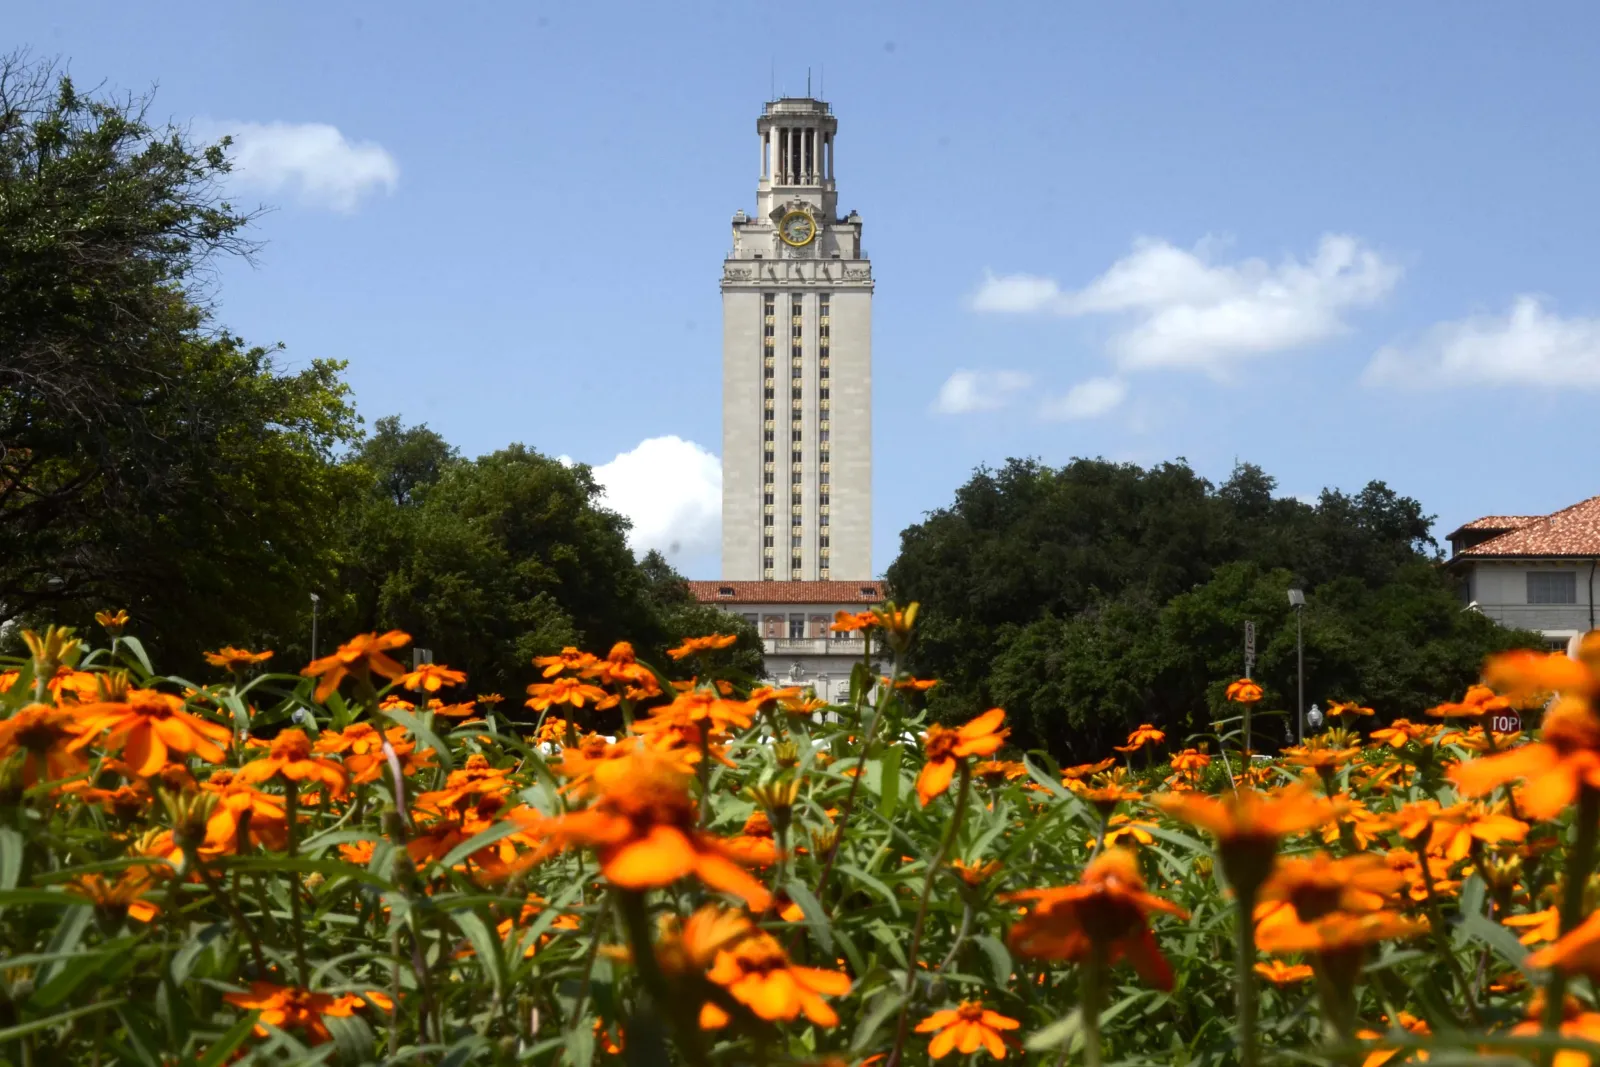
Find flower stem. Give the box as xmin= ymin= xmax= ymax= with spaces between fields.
xmin=1417 ymin=847 xmax=1480 ymax=1026
xmin=815 ymin=694 xmax=887 ymax=912
xmin=1543 ymin=783 xmax=1600 ymax=1060
xmin=885 ymin=764 xmax=971 ymax=1067
xmin=1082 ymin=940 xmax=1107 ymax=1067
xmin=1234 ymin=886 xmax=1259 ymax=1067
xmin=284 ymin=779 xmax=308 ymax=987
xmin=616 ymin=890 xmax=709 ymax=1067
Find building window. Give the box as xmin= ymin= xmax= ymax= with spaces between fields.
xmin=789 ymin=616 xmax=805 ymax=639
xmin=792 ymin=430 xmax=802 ymax=442
xmin=764 ymin=535 xmax=774 ymax=548
xmin=743 ymin=613 xmax=758 ymax=628
xmin=763 ymin=472 xmax=774 ymax=485
xmin=764 ymin=428 xmax=774 ymax=442
xmin=763 ymin=492 xmax=774 ymax=505
xmin=819 ymin=469 xmax=830 ymax=485
xmin=820 ymin=513 xmax=829 ymax=526
xmin=819 ymin=567 xmax=830 ymax=579
xmin=764 ymin=385 xmax=774 ymax=400
xmin=820 ymin=493 xmax=829 ymax=506
xmin=819 ymin=387 xmax=830 ymax=400
xmin=1528 ymin=571 xmax=1578 ymax=604
xmin=820 ymin=429 xmax=829 ymax=442
xmin=791 ymin=557 xmax=803 ymax=572
xmin=791 ymin=535 xmax=802 ymax=549
xmin=820 ymin=535 xmax=830 ymax=548
xmin=791 ymin=450 xmax=802 ymax=463
xmin=763 ymin=513 xmax=773 ymax=526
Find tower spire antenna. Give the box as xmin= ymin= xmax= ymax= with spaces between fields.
xmin=807 ymin=67 xmax=812 ymax=96
xmin=770 ymin=58 xmax=775 ymax=101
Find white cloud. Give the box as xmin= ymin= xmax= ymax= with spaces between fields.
xmin=972 ymin=235 xmax=1400 ymax=375
xmin=590 ymin=436 xmax=722 ymax=565
xmin=1040 ymin=377 xmax=1128 ymax=420
xmin=1365 ymin=296 xmax=1600 ymax=388
xmin=201 ymin=120 xmax=399 ymax=211
xmin=931 ymin=369 xmax=1031 ymax=414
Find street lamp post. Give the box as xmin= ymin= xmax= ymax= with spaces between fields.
xmin=310 ymin=593 xmax=321 ymax=661
xmin=1288 ymin=587 xmax=1306 ymax=743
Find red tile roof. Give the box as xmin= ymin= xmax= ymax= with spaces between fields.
xmin=1457 ymin=496 xmax=1600 ymax=558
xmin=1456 ymin=515 xmax=1539 ymax=532
xmin=688 ymin=580 xmax=884 ymax=604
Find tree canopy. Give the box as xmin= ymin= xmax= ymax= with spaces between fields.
xmin=886 ymin=457 xmax=1538 ymax=759
xmin=325 ymin=418 xmax=762 ymax=706
xmin=0 ymin=54 xmax=361 ymax=664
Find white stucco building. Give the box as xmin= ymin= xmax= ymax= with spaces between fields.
xmin=700 ymin=95 xmax=884 ymax=690
xmin=1448 ymin=495 xmax=1600 ymax=648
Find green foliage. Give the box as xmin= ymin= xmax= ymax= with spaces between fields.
xmin=889 ymin=458 xmax=1541 ymax=757
xmin=329 ymin=420 xmax=761 ymax=704
xmin=0 ymin=53 xmax=361 ymax=666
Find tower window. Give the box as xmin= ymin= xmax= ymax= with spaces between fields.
xmin=764 ymin=535 xmax=774 ymax=548
xmin=763 ymin=513 xmax=774 ymax=526
xmin=791 ymin=450 xmax=802 ymax=463
xmin=791 ymin=536 xmax=803 ymax=549
xmin=820 ymin=513 xmax=829 ymax=526
xmin=791 ymin=429 xmax=802 ymax=442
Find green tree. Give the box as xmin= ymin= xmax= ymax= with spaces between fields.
xmin=327 ymin=426 xmax=761 ymax=706
xmin=0 ymin=54 xmax=360 ymax=663
xmin=890 ymin=457 xmax=1540 ymax=758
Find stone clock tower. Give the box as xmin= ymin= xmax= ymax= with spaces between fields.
xmin=720 ymin=96 xmax=872 ymax=582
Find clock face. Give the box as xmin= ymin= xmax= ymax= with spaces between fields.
xmin=778 ymin=210 xmax=817 ymax=247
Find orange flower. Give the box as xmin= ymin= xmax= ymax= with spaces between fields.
xmin=95 ymin=609 xmax=130 ymax=636
xmin=915 ymin=1001 xmax=1020 ymax=1060
xmin=534 ymin=646 xmax=599 ymax=678
xmin=1282 ymin=741 xmax=1363 ymax=772
xmin=315 ymin=722 xmax=430 ymax=785
xmin=1255 ymin=853 xmax=1405 ymax=951
xmin=1156 ymin=785 xmax=1340 ymax=897
xmin=654 ymin=903 xmax=758 ymax=976
xmin=1401 ymin=800 xmax=1528 ymax=861
xmin=525 ymin=676 xmax=613 ymax=712
xmin=1427 ymin=683 xmax=1513 ymax=719
xmin=583 ymin=642 xmax=656 ymax=688
xmin=1091 ymin=813 xmax=1158 ymax=849
xmin=1356 ymin=1012 xmax=1431 ymax=1067
xmin=891 ymin=676 xmax=939 ymax=691
xmin=830 ymin=610 xmax=878 ymax=633
xmin=398 ymin=663 xmax=466 ymax=693
xmin=648 ymin=687 xmax=755 ymax=734
xmin=1253 ymin=959 xmax=1313 ymax=985
xmin=950 ymin=859 xmax=1004 ymax=887
xmin=202 ymin=771 xmax=289 ymax=851
xmin=666 ymin=634 xmax=738 ymax=660
xmin=524 ymin=745 xmax=771 ymax=909
xmin=339 ymin=840 xmax=376 ymax=865
xmin=972 ymin=759 xmax=1029 ymax=787
xmin=427 ymin=698 xmax=478 ymax=718
xmin=1114 ymin=723 xmax=1166 ymax=753
xmin=65 ymin=870 xmax=158 ymax=923
xmin=1170 ymin=748 xmax=1211 ymax=774
xmin=1062 ymin=758 xmax=1117 ymax=781
xmin=1526 ymin=910 xmax=1600 ymax=978
xmin=477 ymin=692 xmax=505 ymax=706
xmin=1255 ymin=910 xmax=1426 ymax=956
xmin=1482 ymin=649 xmax=1594 ymax=704
xmin=203 ymin=647 xmax=274 ymax=673
xmin=235 ymin=729 xmax=348 ymax=796
xmin=301 ymin=631 xmax=410 ymax=701
xmin=1005 ymin=848 xmax=1189 ymax=989
xmin=0 ymin=704 xmax=89 ymax=786
xmin=414 ymin=754 xmax=514 ymax=816
xmin=1451 ymin=696 xmax=1600 ymax=818
xmin=701 ymin=928 xmax=851 ymax=1028
xmin=1326 ymin=700 xmax=1375 ymax=718
xmin=70 ymin=690 xmax=231 ymax=776
xmin=1368 ymin=720 xmax=1443 ymax=749
xmin=1226 ymin=679 xmax=1264 ymax=703
xmin=222 ymin=982 xmax=392 ymax=1043
xmin=917 ymin=708 xmax=1008 ymax=806
xmin=1504 ymin=907 xmax=1561 ymax=946
xmin=1507 ymin=996 xmax=1600 ymax=1067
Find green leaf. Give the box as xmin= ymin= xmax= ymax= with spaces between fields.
xmin=1026 ymin=1007 xmax=1084 ymax=1052
xmin=1459 ymin=909 xmax=1529 ymax=968
xmin=452 ymin=908 xmax=509 ymax=999
xmin=0 ymin=827 xmax=23 ymax=892
xmin=876 ymin=745 xmax=902 ymax=818
xmin=0 ymin=998 xmax=125 ymax=1042
xmin=28 ymin=949 xmax=105 ymax=1009
xmin=435 ymin=819 xmax=527 ymax=873
xmin=850 ymin=990 xmax=906 ymax=1053
xmin=974 ymin=934 xmax=1012 ymax=987
xmin=37 ymin=901 xmax=92 ymax=987
xmin=196 ymin=1012 xmax=261 ymax=1067
xmin=385 ymin=707 xmax=455 ymax=772
xmin=118 ymin=635 xmax=155 ymax=675
xmin=785 ymin=879 xmax=834 ymax=954
xmin=837 ymin=864 xmax=902 ymax=916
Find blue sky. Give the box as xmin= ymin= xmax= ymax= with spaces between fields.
xmin=14 ymin=2 xmax=1600 ymax=578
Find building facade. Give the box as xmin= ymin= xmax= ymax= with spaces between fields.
xmin=720 ymin=97 xmax=871 ymax=582
xmin=700 ymin=96 xmax=883 ymax=691
xmin=687 ymin=580 xmax=884 ymax=703
xmin=1447 ymin=496 xmax=1600 ymax=648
